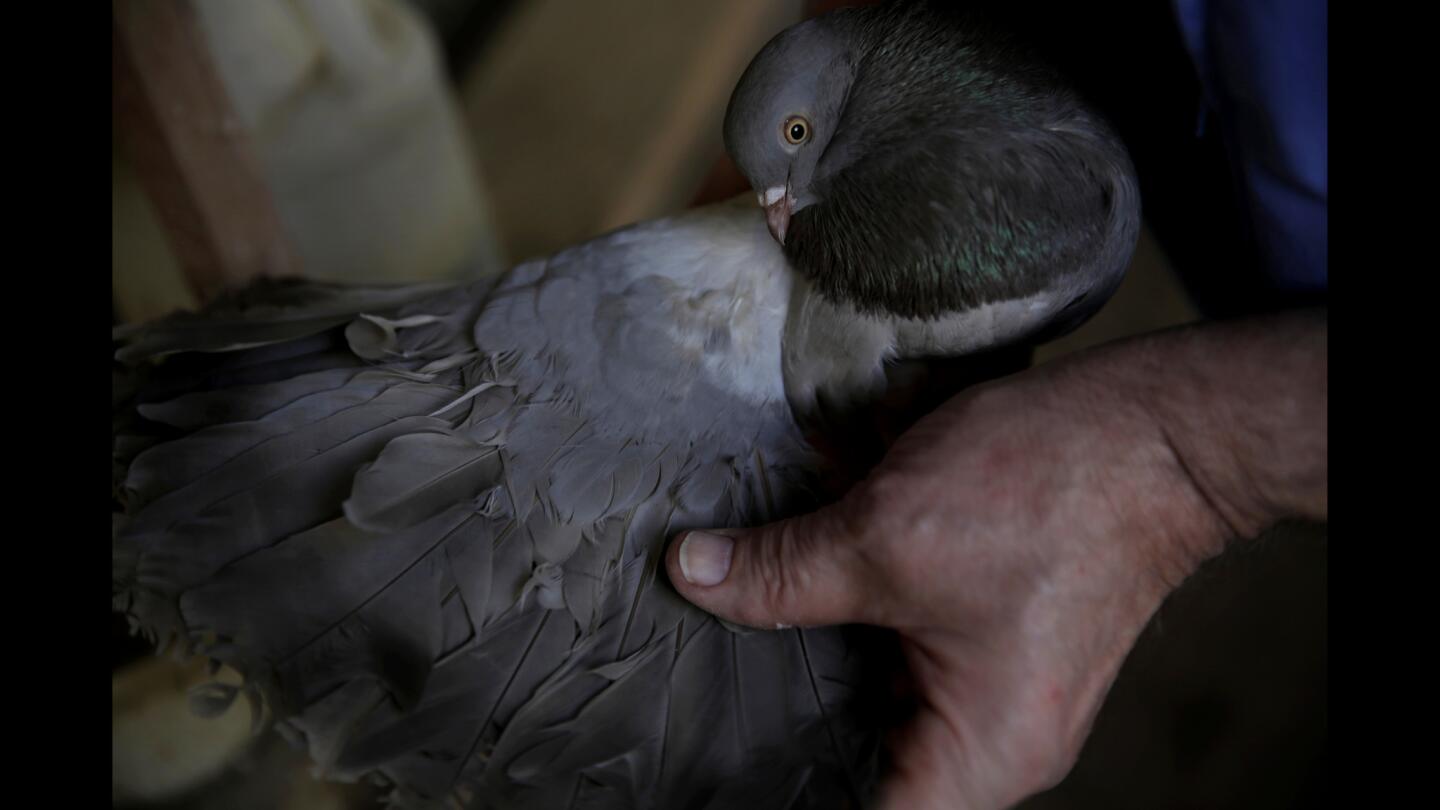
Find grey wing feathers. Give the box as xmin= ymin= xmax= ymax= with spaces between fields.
xmin=114 ymin=249 xmax=887 ymax=808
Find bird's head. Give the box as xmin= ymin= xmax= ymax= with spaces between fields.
xmin=722 ymin=3 xmax=1138 ymax=324
xmin=722 ymin=16 xmax=854 ymax=248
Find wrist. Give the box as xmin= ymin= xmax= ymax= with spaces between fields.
xmin=1098 ymin=311 xmax=1328 ymax=560
xmin=1074 ymin=355 xmax=1234 ymax=593
xmin=1014 ymin=348 xmax=1233 ymax=599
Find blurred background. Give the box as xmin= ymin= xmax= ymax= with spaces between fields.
xmin=112 ymin=1 xmax=1325 ymax=807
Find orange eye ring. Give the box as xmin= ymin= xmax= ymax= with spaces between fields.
xmin=783 ymin=116 xmax=811 ymax=145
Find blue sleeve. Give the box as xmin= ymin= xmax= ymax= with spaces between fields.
xmin=1173 ymin=0 xmax=1327 ymax=296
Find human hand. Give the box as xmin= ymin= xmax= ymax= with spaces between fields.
xmin=666 ymin=314 xmax=1326 ymax=809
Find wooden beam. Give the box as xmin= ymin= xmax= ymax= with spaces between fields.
xmin=112 ymin=0 xmax=300 ymax=302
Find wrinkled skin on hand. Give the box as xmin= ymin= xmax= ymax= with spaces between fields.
xmin=667 ymin=313 xmax=1326 ymax=810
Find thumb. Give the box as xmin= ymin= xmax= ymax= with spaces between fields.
xmin=664 ymin=504 xmax=882 ymax=630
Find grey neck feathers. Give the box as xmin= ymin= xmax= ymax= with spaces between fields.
xmin=785 ymin=3 xmax=1139 ymax=321
xmin=778 ymin=272 xmax=1087 ymax=420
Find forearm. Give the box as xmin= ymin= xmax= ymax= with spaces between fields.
xmin=1101 ymin=309 xmax=1328 ymax=552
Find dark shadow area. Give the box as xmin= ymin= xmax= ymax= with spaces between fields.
xmin=1021 ymin=522 xmax=1327 ymax=809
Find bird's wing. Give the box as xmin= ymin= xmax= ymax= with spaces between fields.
xmin=114 ymin=201 xmax=890 ymax=809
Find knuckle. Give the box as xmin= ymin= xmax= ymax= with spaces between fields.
xmin=1031 ymin=744 xmax=1081 ymax=795
xmin=753 ymin=521 xmax=808 ymax=617
xmin=1010 ymin=687 xmax=1088 ymax=795
xmin=838 ymin=477 xmax=908 ymax=582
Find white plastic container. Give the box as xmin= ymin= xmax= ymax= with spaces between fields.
xmin=192 ymin=0 xmax=504 ymax=284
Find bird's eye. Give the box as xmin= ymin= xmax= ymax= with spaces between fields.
xmin=783 ymin=116 xmax=810 ymax=145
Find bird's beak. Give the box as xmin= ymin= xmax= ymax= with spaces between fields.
xmin=758 ymin=184 xmax=793 ymax=246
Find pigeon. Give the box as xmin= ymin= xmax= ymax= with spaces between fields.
xmin=111 ymin=2 xmax=1139 ymax=808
